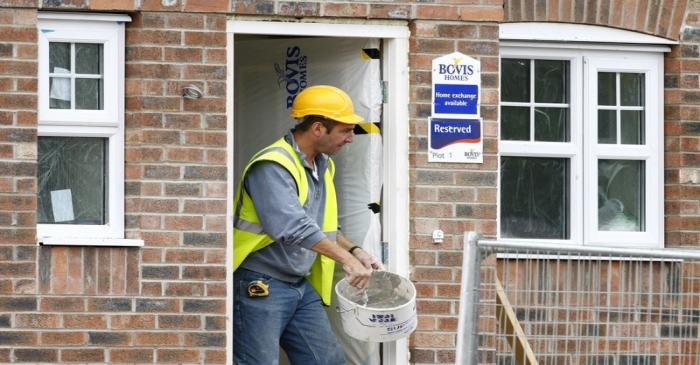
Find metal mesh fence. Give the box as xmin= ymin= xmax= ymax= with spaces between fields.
xmin=467 ymin=238 xmax=700 ymax=365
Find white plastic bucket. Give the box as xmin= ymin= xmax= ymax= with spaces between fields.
xmin=335 ymin=271 xmax=417 ymax=342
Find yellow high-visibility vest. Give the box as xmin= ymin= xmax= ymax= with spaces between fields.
xmin=233 ymin=137 xmax=338 ymax=305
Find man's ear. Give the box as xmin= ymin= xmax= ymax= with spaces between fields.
xmin=310 ymin=120 xmax=325 ymax=136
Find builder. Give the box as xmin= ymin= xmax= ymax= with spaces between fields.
xmin=233 ymin=85 xmax=383 ymax=364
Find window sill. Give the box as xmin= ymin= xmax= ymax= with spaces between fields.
xmin=39 ymin=237 xmax=144 ymax=247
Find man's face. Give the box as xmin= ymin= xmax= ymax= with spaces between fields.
xmin=316 ymin=120 xmax=354 ymax=155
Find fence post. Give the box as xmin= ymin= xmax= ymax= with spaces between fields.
xmin=456 ymin=231 xmax=481 ymax=365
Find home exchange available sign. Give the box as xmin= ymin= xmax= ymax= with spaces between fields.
xmin=432 ymin=52 xmax=480 ymax=118
xmin=430 ymin=52 xmax=483 ymax=163
xmin=428 ymin=118 xmax=483 ymax=163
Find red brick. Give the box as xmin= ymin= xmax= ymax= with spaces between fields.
xmin=164 ymin=47 xmax=203 ymax=62
xmin=417 ymin=299 xmax=451 ymax=314
xmin=63 ymin=314 xmax=107 ymax=329
xmin=166 ymin=282 xmax=205 ymax=296
xmin=126 ymin=64 xmax=180 ymax=79
xmin=166 ymin=13 xmax=204 ymax=29
xmin=412 ymin=267 xmax=453 ymax=282
xmin=182 ymin=266 xmax=226 ymax=280
xmin=165 ymin=249 xmax=204 ymax=263
xmin=140 ymin=232 xmax=181 ymax=246
xmin=61 ymin=349 xmax=104 ymax=363
xmin=110 ymin=349 xmax=154 ymax=363
xmin=205 ymin=249 xmax=225 ymax=264
xmin=207 ymin=283 xmax=226 ymax=297
xmin=41 ymin=332 xmax=85 ymax=345
xmin=158 ymin=314 xmax=200 ymax=329
xmin=411 ymin=332 xmax=455 ymax=348
xmin=278 ymin=1 xmax=319 ymax=16
xmin=205 ymin=216 xmax=226 ymax=231
xmin=206 ymin=48 xmax=226 ymax=63
xmin=0 ymin=94 xmax=35 ymax=109
xmin=416 ymin=5 xmax=461 ymax=20
xmin=417 ymin=315 xmax=436 ymax=331
xmin=127 ymin=30 xmax=181 ymax=46
xmin=15 ymin=313 xmax=60 ymax=328
xmin=90 ymin=0 xmax=136 ymax=10
xmin=0 ymin=27 xmax=36 ymax=42
xmin=157 ymin=349 xmax=199 ymax=363
xmin=322 ymin=2 xmax=368 ymax=17
xmin=14 ymin=348 xmax=57 ymax=362
xmin=437 ymin=317 xmax=457 ymax=332
xmin=370 ymin=4 xmax=410 ymax=19
xmin=141 ymin=0 xmax=181 ymax=11
xmin=166 ymin=147 xmax=204 ymax=162
xmin=135 ymin=332 xmax=180 ymax=345
xmin=184 ymin=31 xmax=226 ymax=47
xmin=205 ymin=350 xmax=226 ymax=364
xmin=437 ymin=284 xmax=461 ymax=298
xmin=184 ymin=0 xmax=227 ymax=12
xmin=142 ymin=282 xmax=162 ymax=296
xmin=111 ymin=314 xmax=156 ymax=329
xmin=41 ymin=297 xmax=84 ymax=312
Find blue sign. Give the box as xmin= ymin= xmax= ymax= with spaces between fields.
xmin=433 ymin=84 xmax=479 ymax=115
xmin=429 ymin=118 xmax=483 ymax=163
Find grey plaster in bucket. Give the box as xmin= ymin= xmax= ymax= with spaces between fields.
xmin=340 ymin=271 xmax=414 ymax=309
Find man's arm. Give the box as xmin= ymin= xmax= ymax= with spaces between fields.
xmin=336 ymin=234 xmax=384 ymax=271
xmin=311 ymin=237 xmax=372 ymax=289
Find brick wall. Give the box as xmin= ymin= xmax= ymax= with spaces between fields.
xmin=0 ymin=7 xmax=39 ymax=363
xmin=667 ymin=1 xmax=700 ymax=248
xmin=0 ymin=4 xmax=229 ymax=363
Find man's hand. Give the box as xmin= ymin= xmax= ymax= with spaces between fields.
xmin=342 ymin=259 xmax=373 ymax=289
xmin=310 ymin=237 xmax=373 ymax=289
xmin=352 ymin=248 xmax=385 ymax=271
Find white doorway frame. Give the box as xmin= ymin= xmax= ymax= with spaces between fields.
xmin=225 ymin=19 xmax=410 ymax=364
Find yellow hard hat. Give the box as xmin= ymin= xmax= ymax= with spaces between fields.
xmin=290 ymin=85 xmax=364 ymax=124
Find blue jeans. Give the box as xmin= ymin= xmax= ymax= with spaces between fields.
xmin=233 ymin=268 xmax=346 ymax=365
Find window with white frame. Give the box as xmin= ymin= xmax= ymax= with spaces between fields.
xmin=498 ymin=25 xmax=668 ymax=247
xmin=37 ymin=13 xmax=140 ymax=246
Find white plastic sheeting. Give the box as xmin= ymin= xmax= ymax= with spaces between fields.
xmin=234 ymin=36 xmax=383 ymax=365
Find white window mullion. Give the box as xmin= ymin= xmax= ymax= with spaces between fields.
xmin=530 ymin=59 xmax=535 ymax=141
xmin=615 ymin=72 xmax=621 ymax=145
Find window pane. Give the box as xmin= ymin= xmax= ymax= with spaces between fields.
xmin=37 ymin=137 xmax=108 ymax=225
xmin=49 ymin=42 xmax=70 ymax=74
xmin=49 ymin=77 xmax=71 ymax=109
xmin=501 ymin=59 xmax=530 ymax=102
xmin=75 ymin=43 xmax=103 ymax=75
xmin=535 ymin=107 xmax=569 ymax=142
xmin=621 ymin=110 xmax=644 ymax=145
xmin=598 ymin=72 xmax=616 ymax=106
xmin=620 ymin=73 xmax=644 ymax=106
xmin=500 ymin=157 xmax=570 ymax=239
xmin=501 ymin=106 xmax=529 ymax=140
xmin=535 ymin=60 xmax=569 ymax=103
xmin=598 ymin=160 xmax=645 ymax=232
xmin=598 ymin=109 xmax=617 ymax=144
xmin=75 ymin=78 xmax=103 ymax=110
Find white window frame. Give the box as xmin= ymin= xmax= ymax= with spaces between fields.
xmin=37 ymin=13 xmax=142 ymax=247
xmin=499 ymin=40 xmax=666 ymax=248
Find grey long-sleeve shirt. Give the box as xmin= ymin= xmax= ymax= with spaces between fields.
xmin=238 ymin=132 xmax=329 ymax=282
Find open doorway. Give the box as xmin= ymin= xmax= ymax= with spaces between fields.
xmin=226 ymin=20 xmax=410 ymax=365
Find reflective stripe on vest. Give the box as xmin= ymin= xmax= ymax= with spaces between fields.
xmin=233 ymin=137 xmax=338 ymax=305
